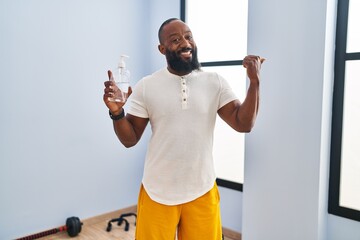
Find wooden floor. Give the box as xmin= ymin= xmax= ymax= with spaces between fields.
xmin=36 ymin=206 xmax=137 ymax=240
xmin=26 ymin=205 xmax=239 ymax=240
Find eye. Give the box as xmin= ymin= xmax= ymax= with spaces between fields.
xmin=172 ymin=38 xmax=181 ymax=44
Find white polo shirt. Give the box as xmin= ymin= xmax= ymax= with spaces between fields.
xmin=128 ymin=68 xmax=237 ymax=205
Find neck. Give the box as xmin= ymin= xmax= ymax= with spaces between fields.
xmin=167 ymin=66 xmax=192 ymax=76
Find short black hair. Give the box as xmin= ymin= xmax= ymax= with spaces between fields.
xmin=158 ymin=18 xmax=180 ymax=44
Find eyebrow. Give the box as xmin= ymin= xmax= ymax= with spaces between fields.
xmin=168 ymin=31 xmax=192 ymax=38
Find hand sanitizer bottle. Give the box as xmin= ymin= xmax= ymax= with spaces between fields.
xmin=111 ymin=54 xmax=130 ymax=102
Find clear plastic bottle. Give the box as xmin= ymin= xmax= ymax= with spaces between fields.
xmin=110 ymin=55 xmax=130 ymax=102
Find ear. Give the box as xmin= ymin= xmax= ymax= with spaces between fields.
xmin=158 ymin=44 xmax=166 ymax=55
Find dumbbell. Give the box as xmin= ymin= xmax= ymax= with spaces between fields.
xmin=15 ymin=216 xmax=82 ymax=240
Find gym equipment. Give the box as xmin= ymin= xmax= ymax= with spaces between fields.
xmin=106 ymin=212 xmax=137 ymax=232
xmin=15 ymin=216 xmax=82 ymax=240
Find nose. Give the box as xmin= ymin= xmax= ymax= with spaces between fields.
xmin=179 ymin=36 xmax=192 ymax=48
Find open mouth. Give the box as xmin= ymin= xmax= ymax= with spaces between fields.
xmin=179 ymin=48 xmax=193 ymax=58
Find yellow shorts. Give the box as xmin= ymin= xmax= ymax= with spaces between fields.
xmin=135 ymin=182 xmax=222 ymax=240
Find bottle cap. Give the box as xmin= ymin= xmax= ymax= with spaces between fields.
xmin=119 ymin=55 xmax=129 ymax=68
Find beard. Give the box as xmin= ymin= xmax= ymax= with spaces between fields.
xmin=165 ymin=47 xmax=201 ymax=74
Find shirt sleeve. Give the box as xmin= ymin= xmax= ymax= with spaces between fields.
xmin=217 ymin=73 xmax=238 ymax=110
xmin=127 ymin=78 xmax=149 ymax=118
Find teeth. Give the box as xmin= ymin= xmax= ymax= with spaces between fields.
xmin=181 ymin=51 xmax=192 ymax=56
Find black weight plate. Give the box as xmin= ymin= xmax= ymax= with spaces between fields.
xmin=66 ymin=216 xmax=81 ymax=237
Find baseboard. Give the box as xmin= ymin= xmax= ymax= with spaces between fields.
xmin=222 ymin=226 xmax=241 ymax=240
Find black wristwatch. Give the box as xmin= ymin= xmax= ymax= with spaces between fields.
xmin=109 ymin=109 xmax=125 ymax=121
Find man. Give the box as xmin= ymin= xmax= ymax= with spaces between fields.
xmin=103 ymin=18 xmax=265 ymax=240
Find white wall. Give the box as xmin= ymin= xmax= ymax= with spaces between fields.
xmin=243 ymin=0 xmax=360 ymax=239
xmin=219 ymin=187 xmax=243 ymax=232
xmin=328 ymin=215 xmax=360 ymax=240
xmin=243 ymin=0 xmax=331 ymax=239
xmin=0 ymin=0 xmax=176 ymax=239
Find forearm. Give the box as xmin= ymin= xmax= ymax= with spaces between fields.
xmin=236 ymin=80 xmax=260 ymax=132
xmin=109 ymin=108 xmax=144 ymax=148
xmin=112 ymin=117 xmax=139 ymax=148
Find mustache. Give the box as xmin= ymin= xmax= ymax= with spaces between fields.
xmin=179 ymin=47 xmax=193 ymax=53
